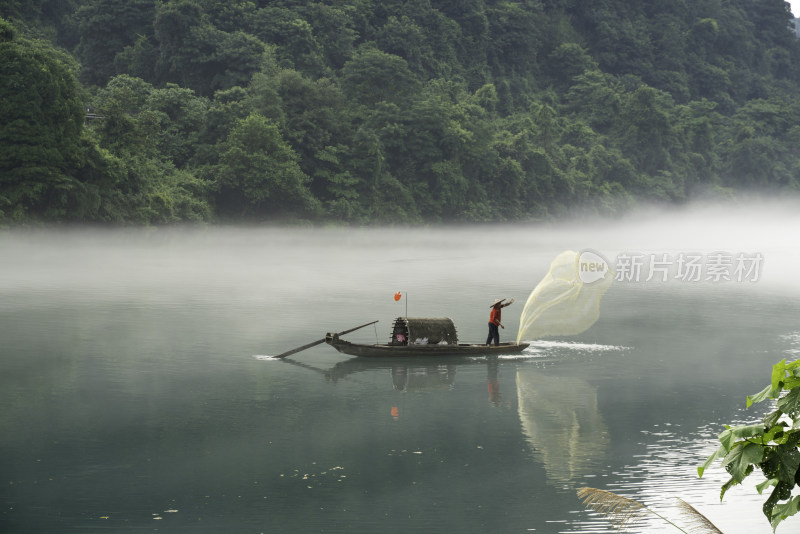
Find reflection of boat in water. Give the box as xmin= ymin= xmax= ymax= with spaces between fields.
xmin=285 ymin=354 xmax=512 ymax=395
xmin=327 ymin=357 xmax=458 ymax=390
xmin=325 ymin=317 xmax=529 ymax=357
xmin=516 ymin=369 xmax=609 ymax=486
xmin=389 ymin=364 xmax=456 ymax=391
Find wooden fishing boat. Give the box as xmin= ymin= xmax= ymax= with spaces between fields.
xmin=324 ymin=336 xmax=528 ymax=357
xmin=324 ymin=317 xmax=529 ymax=357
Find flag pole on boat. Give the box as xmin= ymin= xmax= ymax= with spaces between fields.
xmin=394 ymin=290 xmax=407 ymax=318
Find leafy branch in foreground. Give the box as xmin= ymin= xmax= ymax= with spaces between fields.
xmin=576 ymin=487 xmax=723 ymax=533
xmin=699 ymin=358 xmax=800 ymax=530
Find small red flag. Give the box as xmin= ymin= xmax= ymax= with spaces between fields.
xmin=394 ymin=291 xmax=402 ymax=301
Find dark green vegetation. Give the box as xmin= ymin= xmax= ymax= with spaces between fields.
xmin=2 ymin=0 xmax=800 ymax=224
xmin=700 ymin=359 xmax=800 ymax=530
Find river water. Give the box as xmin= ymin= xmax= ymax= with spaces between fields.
xmin=2 ymin=203 xmax=799 ymax=533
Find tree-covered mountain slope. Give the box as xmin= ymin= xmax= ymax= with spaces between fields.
xmin=2 ymin=0 xmax=799 ymax=224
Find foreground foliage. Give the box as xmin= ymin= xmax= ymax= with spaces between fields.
xmin=576 ymin=487 xmax=723 ymax=533
xmin=699 ymin=358 xmax=800 ymax=530
xmin=2 ymin=1 xmax=800 ymax=224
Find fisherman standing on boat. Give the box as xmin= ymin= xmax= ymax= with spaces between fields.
xmin=487 ymin=298 xmax=514 ymax=346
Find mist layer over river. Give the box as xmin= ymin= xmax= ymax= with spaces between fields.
xmin=2 ymin=201 xmax=799 ymax=533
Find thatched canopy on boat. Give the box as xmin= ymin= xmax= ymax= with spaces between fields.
xmin=390 ymin=317 xmax=458 ymax=345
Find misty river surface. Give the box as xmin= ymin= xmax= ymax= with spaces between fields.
xmin=2 ymin=204 xmax=800 ymax=534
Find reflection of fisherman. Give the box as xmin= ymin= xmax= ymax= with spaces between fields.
xmin=486 ymin=298 xmax=514 ymax=346
xmin=487 ymin=356 xmax=501 ymax=406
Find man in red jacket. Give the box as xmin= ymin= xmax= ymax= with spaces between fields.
xmin=486 ymin=297 xmax=515 ymax=346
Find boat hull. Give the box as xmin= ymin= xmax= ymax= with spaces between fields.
xmin=325 ymin=338 xmax=529 ymax=357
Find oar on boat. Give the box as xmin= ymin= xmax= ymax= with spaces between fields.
xmin=274 ymin=320 xmax=378 ymax=359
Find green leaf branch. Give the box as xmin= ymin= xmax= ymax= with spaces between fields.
xmin=700 ymin=359 xmax=800 ymax=530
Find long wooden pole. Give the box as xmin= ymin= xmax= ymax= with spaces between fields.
xmin=274 ymin=320 xmax=378 ymax=359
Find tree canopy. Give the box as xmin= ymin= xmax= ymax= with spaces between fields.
xmin=1 ymin=0 xmax=799 ymax=224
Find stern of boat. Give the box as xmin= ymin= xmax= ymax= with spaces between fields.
xmin=325 ymin=332 xmax=340 ymax=346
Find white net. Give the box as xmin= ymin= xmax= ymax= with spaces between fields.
xmin=516 ymin=250 xmax=613 ymax=342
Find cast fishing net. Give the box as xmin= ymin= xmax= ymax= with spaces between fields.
xmin=516 ymin=250 xmax=613 ymax=342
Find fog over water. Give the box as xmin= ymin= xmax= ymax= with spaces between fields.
xmin=3 ymin=198 xmax=798 ymax=299
xmin=1 ymin=199 xmax=799 ymax=533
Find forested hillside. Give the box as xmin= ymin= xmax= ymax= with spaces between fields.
xmin=2 ymin=0 xmax=799 ymax=224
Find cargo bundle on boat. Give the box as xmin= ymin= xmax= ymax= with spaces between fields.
xmin=390 ymin=317 xmax=458 ymax=346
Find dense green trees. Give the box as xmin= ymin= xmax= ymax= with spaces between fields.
xmin=1 ymin=0 xmax=799 ymax=225
xmin=215 ymin=113 xmax=320 ymax=218
xmin=0 ymin=18 xmax=115 ymax=222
